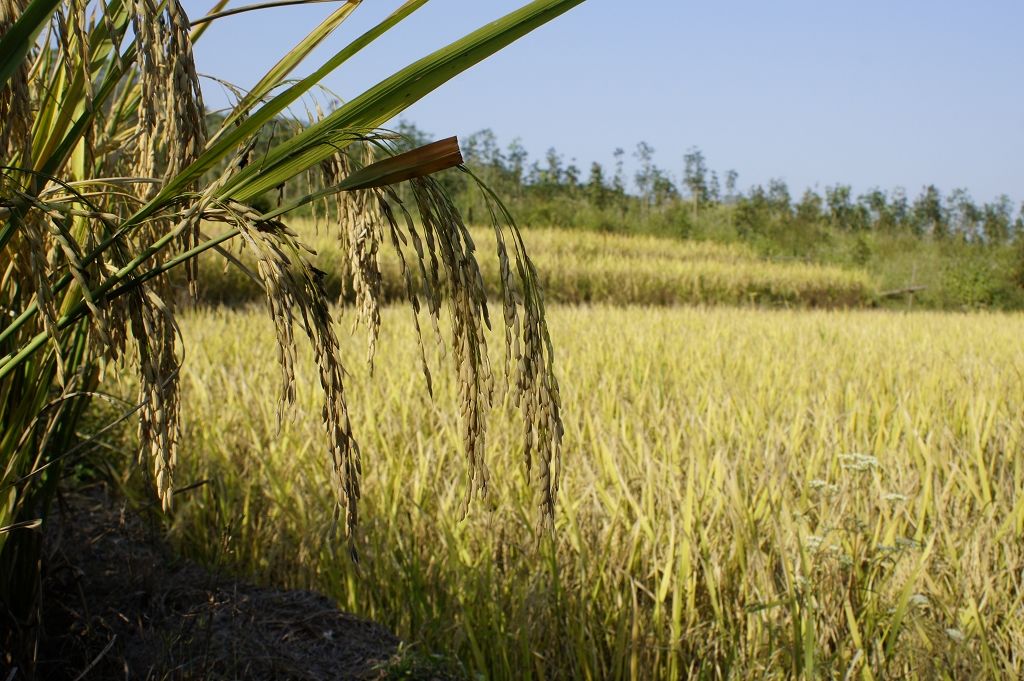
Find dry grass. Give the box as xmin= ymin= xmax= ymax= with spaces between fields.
xmin=105 ymin=303 xmax=1024 ymax=680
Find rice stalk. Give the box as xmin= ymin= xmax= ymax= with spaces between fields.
xmin=0 ymin=0 xmax=32 ymax=163
xmin=0 ymin=0 xmax=585 ymax=661
xmin=158 ymin=306 xmax=1024 ymax=679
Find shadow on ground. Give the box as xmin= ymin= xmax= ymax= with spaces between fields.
xmin=24 ymin=484 xmax=449 ymax=680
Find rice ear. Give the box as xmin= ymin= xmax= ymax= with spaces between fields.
xmin=0 ymin=0 xmax=575 ymax=557
xmin=0 ymin=0 xmax=32 ymax=163
xmin=130 ymin=287 xmax=182 ymax=511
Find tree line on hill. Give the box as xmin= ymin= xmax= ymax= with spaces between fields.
xmin=226 ymin=111 xmax=1024 ymax=310
xmin=391 ymin=122 xmax=1021 ymax=245
xmin=382 ymin=121 xmax=1024 ymax=310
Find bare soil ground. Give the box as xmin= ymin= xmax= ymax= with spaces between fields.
xmin=22 ymin=484 xmax=443 ymax=680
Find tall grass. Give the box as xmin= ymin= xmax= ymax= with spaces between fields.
xmin=129 ymin=304 xmax=1024 ymax=679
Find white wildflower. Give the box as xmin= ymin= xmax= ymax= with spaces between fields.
xmin=809 ymin=479 xmax=839 ymax=494
xmin=839 ymin=453 xmax=880 ymax=472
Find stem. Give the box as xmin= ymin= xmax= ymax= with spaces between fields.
xmin=0 ymin=303 xmax=44 ymax=347
xmin=106 ymin=228 xmax=240 ymax=299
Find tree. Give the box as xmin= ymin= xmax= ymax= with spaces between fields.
xmin=683 ymin=147 xmax=710 ymax=215
xmin=507 ymin=137 xmax=529 ymax=193
xmin=826 ymin=184 xmax=857 ymax=230
xmin=0 ymin=0 xmax=581 ymax=659
xmin=587 ymin=161 xmax=609 ymax=208
xmin=464 ymin=128 xmax=504 ymax=168
xmin=651 ymin=170 xmax=680 ymax=207
xmin=946 ymin=188 xmax=981 ymax=240
xmin=708 ymin=170 xmax=722 ymax=204
xmin=565 ymin=161 xmax=581 ymax=194
xmin=912 ymin=185 xmax=947 ymax=238
xmin=612 ymin=147 xmax=626 ymax=198
xmin=634 ymin=141 xmax=657 ymax=207
xmin=542 ymin=146 xmax=565 ymax=187
xmin=724 ymin=169 xmax=739 ymax=203
xmin=766 ymin=178 xmax=792 ymax=215
xmin=796 ymin=189 xmax=823 ymax=223
xmin=888 ymin=187 xmax=910 ymax=231
xmin=861 ymin=188 xmax=892 ymax=231
xmin=734 ymin=184 xmax=772 ymax=238
xmin=981 ymin=195 xmax=1013 ymax=244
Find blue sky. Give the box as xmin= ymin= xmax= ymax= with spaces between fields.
xmin=184 ymin=0 xmax=1023 ymax=203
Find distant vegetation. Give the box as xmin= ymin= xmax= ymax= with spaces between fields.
xmin=340 ymin=122 xmax=1023 ymax=311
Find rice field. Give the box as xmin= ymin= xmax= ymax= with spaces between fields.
xmin=190 ymin=223 xmax=876 ymax=308
xmin=117 ymin=303 xmax=1024 ymax=680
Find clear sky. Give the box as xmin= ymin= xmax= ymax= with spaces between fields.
xmin=183 ymin=0 xmax=1023 ymax=203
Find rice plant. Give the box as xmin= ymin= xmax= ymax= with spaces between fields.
xmin=0 ymin=0 xmax=583 ymax=661
xmin=190 ymin=222 xmax=878 ymax=308
xmin=157 ymin=304 xmax=1024 ymax=679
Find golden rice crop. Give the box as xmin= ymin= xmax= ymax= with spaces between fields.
xmin=110 ymin=304 xmax=1024 ymax=680
xmin=192 ymin=222 xmax=876 ymax=308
